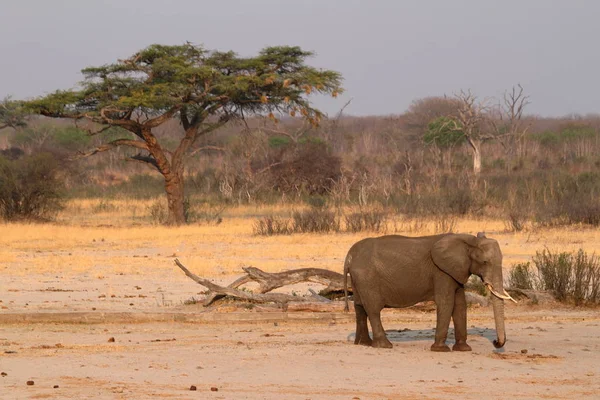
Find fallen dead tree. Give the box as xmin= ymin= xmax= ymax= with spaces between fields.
xmin=174 ymin=259 xmax=347 ymax=307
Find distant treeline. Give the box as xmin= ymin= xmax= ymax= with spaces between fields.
xmin=2 ymin=101 xmax=600 ymax=228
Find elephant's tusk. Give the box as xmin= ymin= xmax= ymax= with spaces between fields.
xmin=485 ymin=283 xmax=518 ymax=303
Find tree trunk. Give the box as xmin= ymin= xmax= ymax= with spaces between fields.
xmin=466 ymin=137 xmax=482 ymax=175
xmin=165 ymin=169 xmax=186 ymax=226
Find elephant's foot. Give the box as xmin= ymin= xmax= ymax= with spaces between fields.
xmin=430 ymin=343 xmax=451 ymax=352
xmin=452 ymin=342 xmax=472 ymax=352
xmin=354 ymin=336 xmax=373 ymax=346
xmin=372 ymin=337 xmax=393 ymax=349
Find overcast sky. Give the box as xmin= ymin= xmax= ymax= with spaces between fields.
xmin=1 ymin=0 xmax=599 ymax=117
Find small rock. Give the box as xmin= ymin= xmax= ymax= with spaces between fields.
xmin=92 ymin=307 xmax=96 ymax=311
xmin=210 ymin=387 xmax=219 ymax=392
xmin=53 ymin=385 xmax=59 ymax=389
xmin=129 ymin=303 xmax=134 ymax=306
xmin=189 ymin=385 xmax=197 ymax=391
xmin=108 ymin=337 xmax=115 ymax=343
xmin=1 ymin=372 xmax=7 ymax=377
xmin=521 ymin=349 xmax=528 ymax=354
xmin=27 ymin=380 xmax=34 ymax=386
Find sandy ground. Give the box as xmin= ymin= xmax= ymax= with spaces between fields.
xmin=1 ymin=307 xmax=599 ymax=400
xmin=2 ymin=217 xmax=600 ymax=399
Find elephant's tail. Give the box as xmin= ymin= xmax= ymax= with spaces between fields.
xmin=343 ymin=253 xmax=351 ymax=312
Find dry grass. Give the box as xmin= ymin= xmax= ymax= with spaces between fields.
xmin=3 ymin=199 xmax=600 ymax=280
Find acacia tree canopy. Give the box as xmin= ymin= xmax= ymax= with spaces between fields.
xmin=0 ymin=97 xmax=28 ymax=131
xmin=26 ymin=43 xmax=343 ymax=225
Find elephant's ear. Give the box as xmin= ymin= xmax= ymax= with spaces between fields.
xmin=431 ymin=234 xmax=478 ymax=285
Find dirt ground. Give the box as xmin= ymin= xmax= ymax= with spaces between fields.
xmin=0 ymin=306 xmax=599 ymax=399
xmin=2 ymin=216 xmax=600 ymax=399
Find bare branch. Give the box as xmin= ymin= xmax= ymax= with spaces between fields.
xmin=260 ymin=119 xmax=312 ymax=144
xmin=189 ymin=145 xmax=226 ymax=156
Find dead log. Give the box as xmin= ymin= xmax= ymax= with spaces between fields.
xmin=175 ymin=259 xmax=330 ymax=306
xmin=199 ymin=264 xmax=348 ymax=306
xmin=241 ymin=266 xmax=346 ymax=295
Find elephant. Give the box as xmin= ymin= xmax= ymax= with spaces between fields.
xmin=343 ymin=233 xmax=516 ymax=351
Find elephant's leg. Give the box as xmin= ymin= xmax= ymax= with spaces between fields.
xmin=353 ymin=303 xmax=372 ymax=346
xmin=451 ymin=287 xmax=472 ymax=352
xmin=431 ymin=285 xmax=455 ymax=352
xmin=366 ymin=307 xmax=392 ymax=348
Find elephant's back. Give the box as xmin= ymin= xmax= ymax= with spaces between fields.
xmin=347 ymin=235 xmax=440 ymax=306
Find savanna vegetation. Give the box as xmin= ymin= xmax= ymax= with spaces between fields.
xmin=0 ymin=43 xmax=599 ymax=238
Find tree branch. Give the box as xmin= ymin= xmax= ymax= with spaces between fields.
xmin=74 ymin=139 xmax=149 ymax=159
xmin=145 ymin=106 xmax=181 ymax=128
xmin=128 ymin=153 xmax=160 ymax=171
xmin=189 ymin=145 xmax=226 ymax=156
xmin=74 ymin=120 xmax=114 ymax=136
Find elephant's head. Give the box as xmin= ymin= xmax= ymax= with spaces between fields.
xmin=431 ymin=233 xmax=515 ymax=349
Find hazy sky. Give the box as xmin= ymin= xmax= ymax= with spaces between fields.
xmin=1 ymin=0 xmax=599 ymax=117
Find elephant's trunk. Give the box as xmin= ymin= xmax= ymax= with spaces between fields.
xmin=490 ymin=294 xmax=506 ymax=348
xmin=487 ymin=270 xmax=507 ymax=348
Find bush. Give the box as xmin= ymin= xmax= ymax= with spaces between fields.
xmin=508 ymin=262 xmax=535 ymax=290
xmin=345 ymin=209 xmax=388 ymax=233
xmin=185 ymin=200 xmax=225 ymax=225
xmin=292 ymin=207 xmax=340 ymax=233
xmin=147 ymin=199 xmax=168 ymax=225
xmin=534 ymin=249 xmax=574 ymax=301
xmin=505 ymin=210 xmax=527 ymax=232
xmin=253 ymin=215 xmax=292 ymax=236
xmin=0 ymin=152 xmax=65 ymax=221
xmin=269 ymin=141 xmax=342 ymax=195
xmin=508 ymin=249 xmax=600 ymax=305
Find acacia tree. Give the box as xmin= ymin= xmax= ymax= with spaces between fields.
xmin=0 ymin=97 xmax=28 ymax=131
xmin=27 ymin=43 xmax=342 ymax=224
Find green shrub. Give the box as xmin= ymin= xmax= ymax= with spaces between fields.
xmin=508 ymin=262 xmax=535 ymax=290
xmin=511 ymin=249 xmax=600 ymax=305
